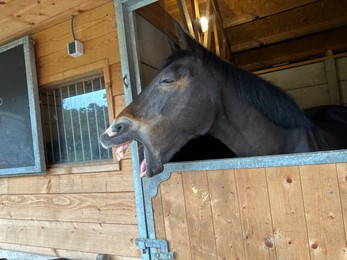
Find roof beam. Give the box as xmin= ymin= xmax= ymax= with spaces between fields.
xmin=233 ymin=26 xmax=347 ymax=71
xmin=223 ymin=0 xmax=318 ymax=28
xmin=229 ymin=0 xmax=347 ymax=52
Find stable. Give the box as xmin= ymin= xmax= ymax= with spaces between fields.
xmin=0 ymin=0 xmax=347 ymax=260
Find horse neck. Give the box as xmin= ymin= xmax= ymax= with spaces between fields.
xmin=209 ymin=83 xmax=315 ymax=156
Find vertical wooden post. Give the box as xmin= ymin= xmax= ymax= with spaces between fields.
xmin=325 ymin=50 xmax=341 ymax=105
xmin=177 ymin=0 xmax=195 ymax=38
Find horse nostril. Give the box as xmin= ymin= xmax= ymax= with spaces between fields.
xmin=112 ymin=122 xmax=125 ymax=134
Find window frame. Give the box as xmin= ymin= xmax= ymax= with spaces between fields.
xmin=0 ymin=36 xmax=46 ymax=176
xmin=39 ymin=60 xmax=119 ymax=174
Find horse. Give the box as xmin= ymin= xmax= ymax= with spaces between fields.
xmin=100 ymin=33 xmax=347 ymax=177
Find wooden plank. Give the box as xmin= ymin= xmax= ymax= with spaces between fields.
xmin=110 ymin=63 xmax=124 ymax=97
xmin=0 ymin=246 xmax=140 ymax=260
xmin=0 ymin=192 xmax=137 ymax=224
xmin=0 ymin=219 xmax=140 ymax=257
xmin=37 ymin=31 xmax=119 ymax=86
xmin=33 ymin=2 xmax=116 ymax=58
xmin=325 ymin=53 xmax=341 ymax=104
xmin=259 ymin=62 xmax=326 ymax=91
xmin=229 ymin=0 xmax=347 ymax=52
xmin=234 ymin=26 xmax=347 ymax=71
xmin=160 ymin=172 xmax=192 ymax=259
xmin=207 ymin=169 xmax=246 ymax=259
xmin=182 ymin=171 xmax=217 ymax=259
xmin=299 ymin=164 xmax=347 ymax=259
xmin=0 ymin=0 xmax=111 ymax=46
xmin=177 ymin=0 xmax=195 ymax=38
xmin=234 ymin=168 xmax=276 ymax=259
xmin=266 ymin=166 xmax=310 ymax=260
xmin=336 ymin=57 xmax=347 ymax=81
xmin=136 ymin=14 xmax=172 ymax=70
xmin=0 ymin=159 xmax=134 ymax=195
xmin=136 ymin=2 xmax=178 ymax=44
xmin=336 ymin=163 xmax=347 ymax=245
xmin=0 ymin=242 xmax=140 ymax=260
xmin=202 ymin=0 xmax=212 ymax=49
xmin=341 ymin=81 xmax=347 ymax=105
xmin=222 ymin=0 xmax=318 ymax=28
xmin=39 ymin=59 xmax=108 ymax=87
xmin=152 ymin=186 xmax=167 ymax=240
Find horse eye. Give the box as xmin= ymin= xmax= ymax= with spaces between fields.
xmin=160 ymin=79 xmax=175 ymax=85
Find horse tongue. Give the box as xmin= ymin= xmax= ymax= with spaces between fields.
xmin=140 ymin=159 xmax=147 ymax=178
xmin=115 ymin=142 xmax=130 ymax=161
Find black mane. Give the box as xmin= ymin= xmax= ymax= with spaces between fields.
xmin=163 ymin=49 xmax=311 ymax=129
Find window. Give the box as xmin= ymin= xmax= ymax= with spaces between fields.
xmin=40 ymin=75 xmax=112 ymax=165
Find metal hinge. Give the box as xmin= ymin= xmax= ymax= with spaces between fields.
xmin=135 ymin=238 xmax=175 ymax=260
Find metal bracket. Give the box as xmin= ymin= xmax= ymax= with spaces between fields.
xmin=135 ymin=238 xmax=175 ymax=260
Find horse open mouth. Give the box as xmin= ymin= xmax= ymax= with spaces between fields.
xmin=114 ymin=141 xmax=147 ymax=178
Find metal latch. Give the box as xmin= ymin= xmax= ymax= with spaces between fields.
xmin=135 ymin=238 xmax=175 ymax=259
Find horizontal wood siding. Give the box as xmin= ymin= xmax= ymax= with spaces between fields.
xmin=153 ymin=163 xmax=347 ymax=259
xmin=259 ymin=54 xmax=347 ymax=108
xmin=0 ymin=1 xmax=140 ymax=259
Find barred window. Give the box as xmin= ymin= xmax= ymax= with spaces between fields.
xmin=40 ymin=75 xmax=112 ymax=165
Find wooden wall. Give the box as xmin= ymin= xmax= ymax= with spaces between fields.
xmin=258 ymin=54 xmax=347 ymax=108
xmin=337 ymin=56 xmax=347 ymax=106
xmin=0 ymin=1 xmax=140 ymax=259
xmin=152 ymin=163 xmax=347 ymax=259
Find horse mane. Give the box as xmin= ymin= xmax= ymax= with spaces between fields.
xmin=163 ymin=49 xmax=311 ymax=129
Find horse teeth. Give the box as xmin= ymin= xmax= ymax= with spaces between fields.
xmin=140 ymin=171 xmax=147 ymax=178
xmin=116 ymin=151 xmax=124 ymax=161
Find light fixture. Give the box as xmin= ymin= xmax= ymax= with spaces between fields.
xmin=200 ymin=16 xmax=209 ymax=33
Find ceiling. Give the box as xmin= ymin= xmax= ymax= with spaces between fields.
xmin=1 ymin=0 xmax=347 ymax=71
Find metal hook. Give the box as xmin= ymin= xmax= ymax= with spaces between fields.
xmin=123 ymin=74 xmax=129 ymax=88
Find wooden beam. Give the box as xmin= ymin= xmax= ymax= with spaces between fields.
xmin=223 ymin=0 xmax=318 ymax=28
xmin=229 ymin=0 xmax=347 ymax=53
xmin=136 ymin=2 xmax=178 ymax=43
xmin=203 ymin=0 xmax=212 ymax=49
xmin=177 ymin=0 xmax=195 ymax=38
xmin=0 ymin=0 xmax=110 ymax=46
xmin=234 ymin=26 xmax=347 ymax=71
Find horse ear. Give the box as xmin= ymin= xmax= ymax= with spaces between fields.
xmin=175 ymin=22 xmax=206 ymax=58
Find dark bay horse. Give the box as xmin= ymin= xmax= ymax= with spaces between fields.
xmin=100 ymin=34 xmax=347 ymax=177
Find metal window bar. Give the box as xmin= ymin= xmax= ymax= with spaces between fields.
xmin=67 ymin=85 xmax=77 ymax=162
xmin=91 ymin=78 xmax=102 ymax=160
xmin=41 ymin=75 xmax=111 ymax=165
xmin=100 ymin=77 xmax=112 ymax=159
xmin=53 ymin=88 xmax=62 ymax=162
xmin=75 ymin=83 xmax=86 ymax=161
xmin=60 ymin=87 xmax=70 ymax=162
xmin=46 ymin=92 xmax=55 ymax=163
xmin=83 ymin=80 xmax=94 ymax=160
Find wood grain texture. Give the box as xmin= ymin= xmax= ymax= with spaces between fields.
xmin=160 ymin=173 xmax=192 ymax=259
xmin=0 ymin=0 xmax=111 ymax=45
xmin=0 ymin=242 xmax=140 ymax=260
xmin=0 ymin=219 xmax=140 ymax=257
xmin=153 ymin=164 xmax=347 ymax=259
xmin=266 ymin=166 xmax=310 ymax=260
xmin=0 ymin=192 xmax=137 ymax=224
xmin=0 ymin=159 xmax=134 ymax=195
xmin=229 ymin=0 xmax=347 ymax=52
xmin=182 ymin=171 xmax=217 ymax=259
xmin=299 ymin=164 xmax=347 ymax=259
xmin=234 ymin=168 xmax=276 ymax=259
xmin=207 ymin=169 xmax=246 ymax=259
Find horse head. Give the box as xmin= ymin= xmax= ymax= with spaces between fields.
xmin=100 ymin=40 xmax=217 ymax=177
